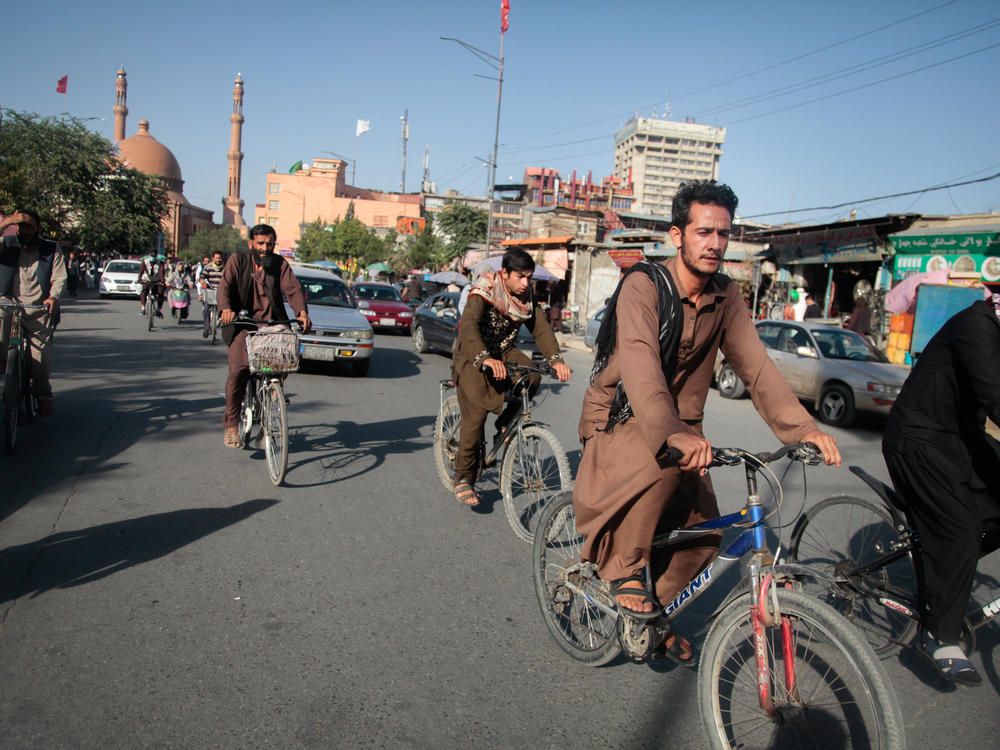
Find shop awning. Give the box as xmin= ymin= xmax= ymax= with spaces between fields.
xmin=500 ymin=235 xmax=575 ymax=247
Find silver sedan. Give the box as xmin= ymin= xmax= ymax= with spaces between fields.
xmin=714 ymin=320 xmax=910 ymax=428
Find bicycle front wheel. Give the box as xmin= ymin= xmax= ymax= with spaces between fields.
xmin=210 ymin=306 xmax=219 ymax=345
xmin=3 ymin=354 xmax=21 ymax=453
xmin=532 ymin=492 xmax=621 ymax=666
xmin=789 ymin=494 xmax=918 ymax=658
xmin=699 ymin=588 xmax=905 ymax=750
xmin=500 ymin=424 xmax=570 ymax=543
xmin=263 ymin=382 xmax=288 ymax=486
xmin=434 ymin=393 xmax=461 ymax=491
xmin=238 ymin=380 xmax=256 ymax=448
xmin=146 ymin=297 xmax=155 ymax=331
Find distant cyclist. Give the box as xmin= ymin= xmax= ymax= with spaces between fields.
xmin=882 ymin=285 xmax=1000 ymax=686
xmin=199 ymin=251 xmax=225 ymax=339
xmin=450 ymin=247 xmax=571 ymax=507
xmin=138 ymin=252 xmax=167 ymax=318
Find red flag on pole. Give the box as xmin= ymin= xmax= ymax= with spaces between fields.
xmin=501 ymin=0 xmax=510 ymax=33
xmin=56 ymin=75 xmax=68 ymax=94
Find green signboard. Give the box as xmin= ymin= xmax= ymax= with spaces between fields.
xmin=893 ymin=252 xmax=1000 ymax=281
xmin=890 ymin=231 xmax=999 ymax=255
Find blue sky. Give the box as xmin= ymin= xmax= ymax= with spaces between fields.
xmin=3 ymin=0 xmax=998 ymax=228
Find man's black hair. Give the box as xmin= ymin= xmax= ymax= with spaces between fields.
xmin=670 ymin=180 xmax=739 ymax=232
xmin=15 ymin=208 xmax=42 ymax=229
xmin=248 ymin=223 xmax=277 ymax=240
xmin=501 ymin=247 xmax=535 ymax=274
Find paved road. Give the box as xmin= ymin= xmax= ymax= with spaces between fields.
xmin=1 ymin=292 xmax=997 ymax=748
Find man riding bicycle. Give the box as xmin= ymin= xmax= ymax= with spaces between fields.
xmin=217 ymin=224 xmax=310 ymax=448
xmin=138 ymin=252 xmax=167 ymax=318
xmin=572 ymin=181 xmax=840 ymax=663
xmin=0 ymin=209 xmax=67 ymax=416
xmin=882 ymin=285 xmax=1000 ymax=686
xmin=199 ymin=251 xmax=225 ymax=339
xmin=451 ymin=247 xmax=571 ymax=507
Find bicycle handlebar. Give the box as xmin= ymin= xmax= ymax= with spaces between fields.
xmin=220 ymin=311 xmax=303 ymax=330
xmin=501 ymin=360 xmax=559 ymax=379
xmin=656 ymin=442 xmax=823 ymax=470
xmin=0 ymin=302 xmax=49 ymax=311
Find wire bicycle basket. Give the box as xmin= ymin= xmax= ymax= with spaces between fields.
xmin=246 ymin=326 xmax=300 ymax=373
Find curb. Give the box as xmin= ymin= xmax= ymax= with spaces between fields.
xmin=555 ymin=332 xmax=593 ymax=354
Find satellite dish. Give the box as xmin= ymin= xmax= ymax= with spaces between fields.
xmin=852 ymin=279 xmax=872 ymax=300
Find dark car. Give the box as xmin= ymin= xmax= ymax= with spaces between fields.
xmin=411 ymin=291 xmax=539 ymax=357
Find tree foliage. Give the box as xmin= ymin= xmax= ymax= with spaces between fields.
xmin=187 ymin=224 xmax=246 ymax=261
xmin=405 ymin=213 xmax=447 ymax=270
xmin=0 ymin=110 xmax=169 ymax=249
xmin=295 ymin=217 xmax=394 ymax=271
xmin=435 ymin=200 xmax=487 ymax=261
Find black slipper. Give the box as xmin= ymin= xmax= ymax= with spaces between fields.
xmin=652 ymin=629 xmax=697 ymax=668
xmin=612 ymin=574 xmax=662 ymax=621
xmin=918 ymin=634 xmax=981 ymax=686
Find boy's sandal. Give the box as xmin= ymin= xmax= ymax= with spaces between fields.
xmin=223 ymin=427 xmax=241 ymax=448
xmin=453 ymin=481 xmax=481 ymax=507
xmin=611 ymin=574 xmax=662 ymax=621
xmin=653 ymin=629 xmax=696 ymax=668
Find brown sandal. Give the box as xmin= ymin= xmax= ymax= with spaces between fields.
xmin=224 ymin=427 xmax=241 ymax=448
xmin=453 ymin=481 xmax=481 ymax=507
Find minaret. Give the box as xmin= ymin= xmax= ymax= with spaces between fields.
xmin=222 ymin=74 xmax=246 ymax=227
xmin=113 ymin=67 xmax=128 ymax=142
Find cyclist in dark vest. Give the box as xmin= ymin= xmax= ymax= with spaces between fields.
xmin=217 ymin=224 xmax=310 ymax=448
xmin=0 ymin=210 xmax=67 ymax=416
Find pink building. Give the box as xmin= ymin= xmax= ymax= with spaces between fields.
xmin=253 ymin=158 xmax=421 ymax=252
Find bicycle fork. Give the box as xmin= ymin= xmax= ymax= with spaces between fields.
xmin=752 ymin=572 xmax=802 ymax=715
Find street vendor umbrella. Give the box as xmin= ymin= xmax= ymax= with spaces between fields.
xmin=472 ymin=255 xmax=559 ymax=282
xmin=428 ymin=270 xmax=468 ymax=286
xmin=366 ymin=262 xmax=392 ymax=273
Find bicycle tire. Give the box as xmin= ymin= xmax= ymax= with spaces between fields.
xmin=3 ymin=354 xmax=21 ymax=453
xmin=263 ymin=382 xmax=288 ymax=486
xmin=699 ymin=588 xmax=905 ymax=750
xmin=789 ymin=494 xmax=918 ymax=658
xmin=146 ymin=296 xmax=155 ymax=331
xmin=238 ymin=380 xmax=256 ymax=448
xmin=532 ymin=492 xmax=621 ymax=666
xmin=210 ymin=306 xmax=219 ymax=345
xmin=500 ymin=424 xmax=570 ymax=544
xmin=434 ymin=393 xmax=461 ymax=491
xmin=21 ymin=355 xmax=36 ymax=421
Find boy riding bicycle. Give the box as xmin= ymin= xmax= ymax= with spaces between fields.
xmin=451 ymin=247 xmax=571 ymax=507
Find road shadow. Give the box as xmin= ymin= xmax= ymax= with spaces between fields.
xmin=0 ymin=499 xmax=278 ymax=605
xmin=281 ymin=415 xmax=436 ymax=487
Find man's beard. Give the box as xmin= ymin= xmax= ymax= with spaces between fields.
xmin=253 ymin=251 xmax=278 ymax=271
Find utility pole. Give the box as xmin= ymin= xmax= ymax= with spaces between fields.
xmin=422 ymin=141 xmax=431 ymax=193
xmin=400 ymin=109 xmax=409 ymax=194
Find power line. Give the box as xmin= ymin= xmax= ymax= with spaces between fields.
xmin=741 ymin=171 xmax=1000 ymax=219
xmin=499 ymin=0 xmax=961 ymax=148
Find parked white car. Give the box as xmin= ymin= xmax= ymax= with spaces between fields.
xmin=285 ymin=264 xmax=374 ymax=377
xmin=99 ymin=259 xmax=142 ymax=298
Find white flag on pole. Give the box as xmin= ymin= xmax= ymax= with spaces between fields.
xmin=356 ymin=119 xmax=371 ymax=136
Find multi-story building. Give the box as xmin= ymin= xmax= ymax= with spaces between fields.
xmin=523 ymin=167 xmax=634 ymax=213
xmin=253 ymin=158 xmax=421 ymax=252
xmin=613 ymin=117 xmax=725 ymax=217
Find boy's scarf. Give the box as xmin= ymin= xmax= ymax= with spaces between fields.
xmin=469 ymin=270 xmax=533 ymax=323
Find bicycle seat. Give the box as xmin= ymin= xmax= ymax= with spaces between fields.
xmin=848 ymin=465 xmax=907 ymax=515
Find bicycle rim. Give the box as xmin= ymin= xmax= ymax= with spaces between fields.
xmin=3 ymin=356 xmax=20 ymax=453
xmin=147 ymin=299 xmax=154 ymax=331
xmin=434 ymin=394 xmax=461 ymax=492
xmin=263 ymin=382 xmax=288 ymax=485
xmin=789 ymin=495 xmax=917 ymax=658
xmin=532 ymin=493 xmax=621 ymax=666
xmin=699 ymin=588 xmax=905 ymax=750
xmin=501 ymin=424 xmax=570 ymax=544
xmin=239 ymin=384 xmax=256 ymax=447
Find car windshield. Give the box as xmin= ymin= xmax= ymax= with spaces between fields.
xmin=298 ymin=278 xmax=355 ymax=308
xmin=811 ymin=328 xmax=888 ymax=363
xmin=355 ymin=285 xmax=402 ymax=302
xmin=106 ymin=262 xmax=138 ymax=274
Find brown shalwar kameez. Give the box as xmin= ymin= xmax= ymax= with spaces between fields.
xmin=573 ymin=259 xmax=816 ymax=605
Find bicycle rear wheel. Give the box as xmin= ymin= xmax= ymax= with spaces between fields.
xmin=263 ymin=382 xmax=288 ymax=486
xmin=3 ymin=354 xmax=21 ymax=453
xmin=532 ymin=492 xmax=621 ymax=666
xmin=789 ymin=494 xmax=918 ymax=658
xmin=434 ymin=393 xmax=461 ymax=491
xmin=699 ymin=588 xmax=905 ymax=750
xmin=500 ymin=424 xmax=570 ymax=543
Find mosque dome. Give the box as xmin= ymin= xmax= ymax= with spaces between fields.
xmin=117 ymin=119 xmax=187 ymax=203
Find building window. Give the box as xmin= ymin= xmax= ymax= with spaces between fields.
xmin=577 ymin=221 xmax=591 ymax=235
xmin=268 ymin=200 xmax=279 ymax=210
xmin=270 ymin=217 xmax=279 ymax=228
xmin=268 ymin=183 xmax=281 ymax=194
xmin=374 ymin=215 xmax=388 ymax=226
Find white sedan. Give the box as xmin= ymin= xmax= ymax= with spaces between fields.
xmin=99 ymin=259 xmax=142 ymax=298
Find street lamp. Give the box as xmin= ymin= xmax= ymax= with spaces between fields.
xmin=321 ymin=150 xmax=357 ymax=195
xmin=441 ymin=35 xmax=504 ymax=253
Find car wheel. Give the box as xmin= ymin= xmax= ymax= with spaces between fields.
xmin=351 ymin=359 xmax=370 ymax=377
xmin=413 ymin=325 xmax=429 ymax=353
xmin=818 ymin=384 xmax=855 ymax=427
xmin=716 ymin=363 xmax=746 ymax=399
xmin=100 ymin=293 xmax=109 ymax=299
